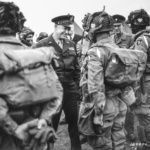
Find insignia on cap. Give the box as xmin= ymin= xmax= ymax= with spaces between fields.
xmin=137 ymin=40 xmax=141 ymax=45
xmin=137 ymin=18 xmax=143 ymax=22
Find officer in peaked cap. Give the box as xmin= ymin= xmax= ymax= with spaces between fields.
xmin=34 ymin=14 xmax=81 ymax=150
xmin=111 ymin=14 xmax=134 ymax=48
xmin=113 ymin=14 xmax=126 ymax=26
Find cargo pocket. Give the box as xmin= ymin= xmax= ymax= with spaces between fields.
xmin=87 ymin=134 xmax=112 ymax=149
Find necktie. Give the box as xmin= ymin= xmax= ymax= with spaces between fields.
xmin=58 ymin=40 xmax=63 ymax=49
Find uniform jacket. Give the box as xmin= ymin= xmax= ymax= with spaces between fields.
xmin=34 ymin=34 xmax=80 ymax=86
xmin=134 ymin=30 xmax=150 ymax=105
xmin=111 ymin=31 xmax=134 ymax=48
xmin=81 ymin=37 xmax=127 ymax=112
xmin=0 ymin=35 xmax=63 ymax=138
xmin=134 ymin=31 xmax=150 ymax=77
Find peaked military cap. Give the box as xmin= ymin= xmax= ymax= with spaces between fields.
xmin=51 ymin=14 xmax=74 ymax=27
xmin=112 ymin=14 xmax=126 ymax=25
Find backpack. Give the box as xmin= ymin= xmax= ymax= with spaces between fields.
xmin=80 ymin=42 xmax=147 ymax=89
xmin=0 ymin=47 xmax=62 ymax=107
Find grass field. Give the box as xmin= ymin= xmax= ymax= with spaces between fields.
xmin=54 ymin=112 xmax=139 ymax=150
xmin=54 ymin=111 xmax=92 ymax=150
xmin=54 ymin=123 xmax=92 ymax=150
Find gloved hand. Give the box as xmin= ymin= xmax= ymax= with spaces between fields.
xmin=28 ymin=126 xmax=58 ymax=144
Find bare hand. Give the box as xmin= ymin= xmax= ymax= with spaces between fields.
xmin=15 ymin=119 xmax=38 ymax=141
xmin=37 ymin=119 xmax=47 ymax=129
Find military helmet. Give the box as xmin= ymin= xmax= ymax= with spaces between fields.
xmin=0 ymin=1 xmax=26 ymax=34
xmin=36 ymin=32 xmax=48 ymax=42
xmin=127 ymin=9 xmax=150 ymax=27
xmin=19 ymin=27 xmax=34 ymax=40
xmin=82 ymin=8 xmax=113 ymax=34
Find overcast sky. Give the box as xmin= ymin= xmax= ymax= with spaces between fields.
xmin=5 ymin=0 xmax=150 ymax=35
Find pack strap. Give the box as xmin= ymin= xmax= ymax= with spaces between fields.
xmin=143 ymin=35 xmax=149 ymax=49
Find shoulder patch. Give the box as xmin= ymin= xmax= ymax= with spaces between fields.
xmin=137 ymin=40 xmax=142 ymax=45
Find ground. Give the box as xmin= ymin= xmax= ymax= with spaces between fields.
xmin=54 ymin=124 xmax=92 ymax=150
xmin=54 ymin=112 xmax=92 ymax=150
xmin=54 ymin=112 xmax=140 ymax=150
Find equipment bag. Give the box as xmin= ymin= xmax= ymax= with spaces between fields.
xmin=92 ymin=43 xmax=147 ymax=87
xmin=0 ymin=47 xmax=61 ymax=107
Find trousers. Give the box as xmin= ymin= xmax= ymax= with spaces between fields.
xmin=52 ymin=81 xmax=81 ymax=150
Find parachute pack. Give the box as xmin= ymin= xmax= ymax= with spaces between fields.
xmin=0 ymin=47 xmax=62 ymax=107
xmin=80 ymin=42 xmax=147 ymax=89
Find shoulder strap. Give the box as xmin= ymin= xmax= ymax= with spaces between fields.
xmin=142 ymin=35 xmax=149 ymax=49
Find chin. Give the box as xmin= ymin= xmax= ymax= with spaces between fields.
xmin=60 ymin=36 xmax=67 ymax=40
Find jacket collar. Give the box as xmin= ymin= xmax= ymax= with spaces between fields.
xmin=0 ymin=35 xmax=24 ymax=46
xmin=92 ymin=37 xmax=118 ymax=48
xmin=48 ymin=34 xmax=70 ymax=53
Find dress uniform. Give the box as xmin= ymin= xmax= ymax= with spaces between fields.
xmin=111 ymin=14 xmax=134 ymax=48
xmin=34 ymin=14 xmax=81 ymax=150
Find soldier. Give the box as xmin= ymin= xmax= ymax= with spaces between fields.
xmin=126 ymin=9 xmax=150 ymax=150
xmin=0 ymin=1 xmax=63 ymax=150
xmin=18 ymin=27 xmax=35 ymax=47
xmin=36 ymin=32 xmax=48 ymax=42
xmin=111 ymin=14 xmax=134 ymax=48
xmin=34 ymin=14 xmax=81 ymax=150
xmin=79 ymin=9 xmax=129 ymax=150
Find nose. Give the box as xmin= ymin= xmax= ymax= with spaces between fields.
xmin=65 ymin=30 xmax=69 ymax=34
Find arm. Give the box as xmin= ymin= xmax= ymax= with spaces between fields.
xmin=0 ymin=97 xmax=18 ymax=135
xmin=87 ymin=48 xmax=106 ymax=125
xmin=40 ymin=80 xmax=63 ymax=126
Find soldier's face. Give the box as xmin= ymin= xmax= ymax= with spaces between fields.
xmin=55 ymin=25 xmax=71 ymax=39
xmin=26 ymin=34 xmax=34 ymax=45
xmin=114 ymin=24 xmax=122 ymax=34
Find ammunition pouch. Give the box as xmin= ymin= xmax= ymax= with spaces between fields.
xmin=120 ymin=86 xmax=136 ymax=106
